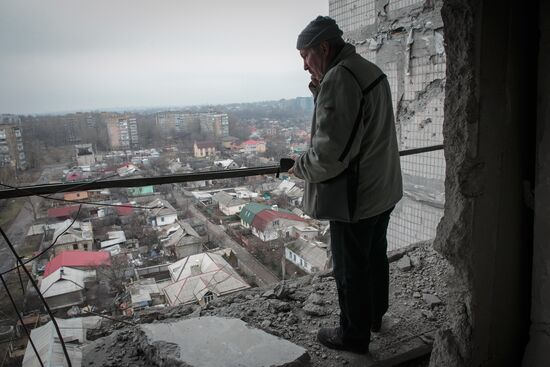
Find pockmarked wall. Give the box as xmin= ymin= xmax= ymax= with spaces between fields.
xmin=329 ymin=0 xmax=446 ymax=250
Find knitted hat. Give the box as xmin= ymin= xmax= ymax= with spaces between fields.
xmin=296 ymin=16 xmax=343 ymax=50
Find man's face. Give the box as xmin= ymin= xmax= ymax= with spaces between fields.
xmin=300 ymin=45 xmax=328 ymax=85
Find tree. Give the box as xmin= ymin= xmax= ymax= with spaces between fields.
xmin=97 ymin=254 xmax=132 ymax=294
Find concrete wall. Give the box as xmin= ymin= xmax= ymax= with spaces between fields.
xmin=523 ymin=1 xmax=550 ymax=365
xmin=329 ymin=0 xmax=446 ymax=251
xmin=431 ymin=0 xmax=537 ymax=365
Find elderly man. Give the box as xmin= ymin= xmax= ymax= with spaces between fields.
xmin=289 ymin=16 xmax=403 ymax=354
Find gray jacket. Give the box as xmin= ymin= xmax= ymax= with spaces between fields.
xmin=293 ymin=44 xmax=402 ymax=222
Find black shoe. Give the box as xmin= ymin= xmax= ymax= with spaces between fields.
xmin=371 ymin=318 xmax=382 ymax=332
xmin=317 ymin=327 xmax=368 ymax=354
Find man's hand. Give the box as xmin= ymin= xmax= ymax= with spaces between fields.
xmin=288 ymin=165 xmax=295 ymax=175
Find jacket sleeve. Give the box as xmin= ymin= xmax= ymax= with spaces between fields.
xmin=293 ymin=67 xmax=363 ymax=184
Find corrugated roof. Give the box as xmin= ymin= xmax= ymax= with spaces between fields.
xmin=40 ymin=267 xmax=90 ymax=298
xmin=115 ymin=204 xmax=134 ymax=216
xmin=239 ymin=202 xmax=294 ymax=225
xmin=163 ymin=252 xmax=249 ymax=306
xmin=44 ymin=251 xmax=111 ymax=277
xmin=22 ymin=316 xmax=101 ymax=367
xmin=47 ymin=205 xmax=81 ymax=218
xmin=286 ymin=238 xmax=328 ymax=272
xmin=251 ymin=210 xmax=305 ymax=232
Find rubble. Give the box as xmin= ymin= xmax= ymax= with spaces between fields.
xmin=81 ymin=241 xmax=450 ymax=366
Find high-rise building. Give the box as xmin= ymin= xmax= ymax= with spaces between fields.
xmin=0 ymin=114 xmax=26 ymax=170
xmin=156 ymin=112 xmax=200 ymax=135
xmin=199 ymin=113 xmax=229 ymax=138
xmin=107 ymin=116 xmax=139 ymax=149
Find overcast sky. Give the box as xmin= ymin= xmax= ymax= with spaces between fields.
xmin=0 ymin=0 xmax=328 ymax=115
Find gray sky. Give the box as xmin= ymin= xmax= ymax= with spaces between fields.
xmin=0 ymin=0 xmax=328 ymax=115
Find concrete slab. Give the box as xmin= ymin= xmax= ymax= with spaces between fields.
xmin=140 ymin=316 xmax=310 ymax=367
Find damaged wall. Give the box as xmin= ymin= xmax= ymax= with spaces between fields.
xmin=432 ymin=0 xmax=537 ymax=366
xmin=329 ymin=0 xmax=447 ymax=251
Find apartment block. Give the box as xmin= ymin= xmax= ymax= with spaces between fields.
xmin=156 ymin=112 xmax=200 ymax=135
xmin=107 ymin=116 xmax=139 ymax=149
xmin=0 ymin=114 xmax=26 ymax=170
xmin=199 ymin=113 xmax=229 ymax=138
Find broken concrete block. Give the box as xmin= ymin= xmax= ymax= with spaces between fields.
xmin=306 ymin=293 xmax=324 ymax=306
xmin=262 ymin=289 xmax=275 ymax=299
xmin=397 ymin=255 xmax=413 ymax=271
xmin=410 ymin=255 xmax=422 ymax=268
xmin=139 ymin=317 xmax=310 ymax=367
xmin=303 ymin=303 xmax=329 ymax=317
xmin=421 ymin=310 xmax=437 ymax=321
xmin=422 ymin=293 xmax=442 ymax=308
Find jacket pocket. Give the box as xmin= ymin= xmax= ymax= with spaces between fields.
xmin=315 ymin=157 xmax=360 ymax=222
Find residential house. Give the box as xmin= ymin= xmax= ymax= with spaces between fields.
xmin=22 ymin=317 xmax=101 ymax=367
xmin=239 ymin=139 xmax=266 ymax=153
xmin=39 ymin=267 xmax=95 ymax=310
xmin=273 ymin=179 xmax=304 ymax=206
xmin=75 ymin=143 xmax=95 ymax=167
xmin=63 ymin=191 xmax=89 ymax=202
xmin=214 ymin=159 xmax=239 ymax=170
xmin=193 ymin=141 xmax=217 ymax=158
xmin=190 ymin=191 xmax=213 ymax=205
xmin=117 ymin=163 xmax=139 ymax=177
xmin=290 ymin=225 xmax=319 ymax=240
xmin=163 ymin=252 xmax=249 ymax=306
xmin=285 ymin=238 xmax=329 ymax=274
xmin=44 ymin=250 xmax=111 ymax=277
xmin=212 ymin=191 xmax=247 ymax=216
xmin=100 ymin=230 xmax=127 ymax=255
xmin=50 ymin=220 xmax=94 ymax=256
xmin=126 ymin=278 xmax=165 ymax=310
xmin=147 ymin=198 xmax=178 ymax=228
xmin=47 ymin=205 xmax=81 ymax=220
xmin=159 ymin=221 xmax=204 ymax=259
xmin=239 ymin=202 xmax=306 ymax=242
xmin=127 ymin=185 xmax=154 ymax=197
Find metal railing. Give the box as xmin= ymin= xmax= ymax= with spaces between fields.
xmin=0 ymin=145 xmax=443 ymax=200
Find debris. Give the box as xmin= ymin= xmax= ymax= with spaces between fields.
xmin=397 ymin=255 xmax=413 ymax=271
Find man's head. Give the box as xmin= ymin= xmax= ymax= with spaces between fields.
xmin=297 ymin=16 xmax=345 ymax=84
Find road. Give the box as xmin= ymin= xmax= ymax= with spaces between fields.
xmin=186 ymin=203 xmax=280 ymax=288
xmin=0 ymin=165 xmax=65 ymax=273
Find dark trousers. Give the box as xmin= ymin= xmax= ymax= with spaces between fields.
xmin=329 ymin=207 xmax=393 ymax=345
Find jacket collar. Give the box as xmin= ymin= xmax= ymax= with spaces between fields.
xmin=323 ymin=43 xmax=356 ymax=81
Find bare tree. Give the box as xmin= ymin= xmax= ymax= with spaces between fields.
xmin=97 ymin=254 xmax=132 ymax=294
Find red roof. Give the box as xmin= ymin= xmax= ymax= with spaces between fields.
xmin=115 ymin=204 xmax=134 ymax=216
xmin=66 ymin=171 xmax=83 ymax=182
xmin=242 ymin=140 xmax=265 ymax=145
xmin=47 ymin=205 xmax=81 ymax=218
xmin=44 ymin=251 xmax=111 ymax=277
xmin=251 ymin=210 xmax=305 ymax=232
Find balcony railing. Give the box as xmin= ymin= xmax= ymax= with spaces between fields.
xmin=0 ymin=145 xmax=443 ymax=200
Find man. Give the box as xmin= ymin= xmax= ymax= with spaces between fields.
xmin=289 ymin=16 xmax=403 ymax=354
